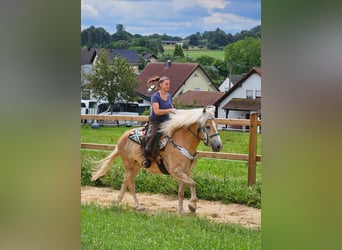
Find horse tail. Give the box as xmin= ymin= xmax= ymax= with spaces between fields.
xmin=91 ymin=146 xmax=119 ymax=181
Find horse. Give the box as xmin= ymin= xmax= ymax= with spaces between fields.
xmin=90 ymin=106 xmax=223 ymax=213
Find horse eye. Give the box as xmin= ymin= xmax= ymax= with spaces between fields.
xmin=206 ymin=125 xmax=211 ymax=130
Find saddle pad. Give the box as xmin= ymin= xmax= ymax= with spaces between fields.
xmin=128 ymin=127 xmax=145 ymax=145
xmin=128 ymin=127 xmax=168 ymax=150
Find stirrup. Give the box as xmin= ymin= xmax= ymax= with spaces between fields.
xmin=142 ymin=159 xmax=151 ymax=168
xmin=155 ymin=155 xmax=163 ymax=165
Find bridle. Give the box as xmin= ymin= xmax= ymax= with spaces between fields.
xmin=185 ymin=117 xmax=220 ymax=146
xmin=165 ymin=116 xmax=220 ymax=162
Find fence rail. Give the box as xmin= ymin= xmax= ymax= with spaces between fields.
xmin=81 ymin=113 xmax=261 ymax=186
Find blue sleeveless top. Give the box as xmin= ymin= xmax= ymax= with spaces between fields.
xmin=150 ymin=92 xmax=173 ymax=122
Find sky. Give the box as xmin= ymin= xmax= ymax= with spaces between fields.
xmin=81 ymin=0 xmax=261 ymax=38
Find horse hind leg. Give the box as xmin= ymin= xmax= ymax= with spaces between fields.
xmin=121 ymin=161 xmax=144 ymax=211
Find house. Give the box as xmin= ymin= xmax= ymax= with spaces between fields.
xmin=103 ymin=49 xmax=140 ymax=66
xmin=81 ymin=48 xmax=142 ymax=113
xmin=215 ymin=67 xmax=261 ymax=130
xmin=136 ymin=61 xmax=219 ymax=106
xmin=81 ymin=48 xmax=141 ymax=75
xmin=81 ymin=48 xmax=98 ymax=107
xmin=218 ymin=74 xmax=242 ymax=92
xmin=81 ymin=48 xmax=97 ymax=66
xmin=173 ymin=90 xmax=224 ymax=116
xmin=81 ymin=48 xmax=97 ymax=85
xmin=142 ymin=52 xmax=158 ymax=64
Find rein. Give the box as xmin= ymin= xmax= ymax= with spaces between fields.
xmin=185 ymin=119 xmax=220 ymax=146
xmin=165 ymin=118 xmax=219 ymax=162
xmin=166 ymin=135 xmax=197 ymax=162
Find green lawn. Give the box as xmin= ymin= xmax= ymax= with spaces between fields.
xmin=183 ymin=49 xmax=225 ymax=60
xmin=82 ymin=204 xmax=261 ymax=250
xmin=162 ymin=46 xmax=225 ymax=61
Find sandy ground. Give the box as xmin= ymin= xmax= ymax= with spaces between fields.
xmin=81 ymin=186 xmax=261 ymax=229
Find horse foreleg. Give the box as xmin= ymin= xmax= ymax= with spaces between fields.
xmin=188 ymin=184 xmax=198 ymax=213
xmin=172 ymin=171 xmax=197 ymax=213
xmin=178 ymin=182 xmax=185 ymax=214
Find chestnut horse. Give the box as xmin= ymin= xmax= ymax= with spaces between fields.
xmin=91 ymin=106 xmax=223 ymax=213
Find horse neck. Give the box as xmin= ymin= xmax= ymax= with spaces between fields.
xmin=172 ymin=123 xmax=201 ymax=153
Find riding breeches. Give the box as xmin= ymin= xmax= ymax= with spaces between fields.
xmin=144 ymin=120 xmax=162 ymax=158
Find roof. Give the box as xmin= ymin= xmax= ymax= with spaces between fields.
xmin=222 ymin=98 xmax=261 ymax=113
xmin=142 ymin=53 xmax=157 ymax=60
xmin=136 ymin=62 xmax=217 ymax=99
xmin=173 ymin=90 xmax=224 ymax=107
xmin=215 ymin=67 xmax=261 ymax=105
xmin=95 ymin=49 xmax=140 ymax=64
xmin=81 ymin=48 xmax=96 ymax=65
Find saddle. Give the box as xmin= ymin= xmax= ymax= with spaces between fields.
xmin=128 ymin=127 xmax=169 ymax=174
xmin=128 ymin=127 xmax=168 ymax=150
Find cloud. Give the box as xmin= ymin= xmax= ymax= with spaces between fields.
xmin=173 ymin=0 xmax=229 ymax=11
xmin=81 ymin=3 xmax=99 ymax=18
xmin=81 ymin=0 xmax=260 ymax=36
xmin=201 ymin=12 xmax=260 ymax=31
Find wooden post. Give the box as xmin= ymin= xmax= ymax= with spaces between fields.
xmin=248 ymin=112 xmax=258 ymax=186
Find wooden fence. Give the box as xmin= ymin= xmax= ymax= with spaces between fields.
xmin=81 ymin=113 xmax=261 ymax=186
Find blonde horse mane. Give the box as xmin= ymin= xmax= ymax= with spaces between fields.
xmin=160 ymin=106 xmax=215 ymax=137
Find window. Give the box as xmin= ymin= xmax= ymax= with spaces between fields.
xmin=194 ymin=87 xmax=201 ymax=91
xmin=246 ymin=90 xmax=253 ymax=99
xmin=256 ymin=90 xmax=261 ymax=98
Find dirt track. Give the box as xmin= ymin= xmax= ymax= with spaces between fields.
xmin=81 ymin=186 xmax=261 ymax=229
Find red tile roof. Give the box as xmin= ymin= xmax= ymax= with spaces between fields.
xmin=173 ymin=90 xmax=224 ymax=107
xmin=136 ymin=62 xmax=216 ymax=99
xmin=222 ymin=98 xmax=261 ymax=113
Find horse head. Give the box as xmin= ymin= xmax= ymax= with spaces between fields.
xmin=199 ymin=106 xmax=223 ymax=152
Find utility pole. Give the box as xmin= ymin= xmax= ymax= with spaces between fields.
xmin=229 ymin=62 xmax=233 ymax=89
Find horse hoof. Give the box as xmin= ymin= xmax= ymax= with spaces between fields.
xmin=188 ymin=204 xmax=196 ymax=213
xmin=137 ymin=207 xmax=146 ymax=211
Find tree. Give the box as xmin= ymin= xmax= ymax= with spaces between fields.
xmin=173 ymin=44 xmax=184 ymax=57
xmin=224 ymin=37 xmax=261 ymax=75
xmin=81 ymin=26 xmax=111 ymax=48
xmin=189 ymin=34 xmax=199 ymax=46
xmin=85 ymin=51 xmax=138 ymax=112
xmin=112 ymin=24 xmax=132 ymax=42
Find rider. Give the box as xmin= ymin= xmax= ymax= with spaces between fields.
xmin=142 ymin=76 xmax=176 ymax=168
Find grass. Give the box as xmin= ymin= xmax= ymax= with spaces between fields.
xmin=183 ymin=50 xmax=225 ymax=60
xmin=162 ymin=46 xmax=225 ymax=61
xmin=81 ymin=204 xmax=261 ymax=250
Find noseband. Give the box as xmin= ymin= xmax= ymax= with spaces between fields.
xmin=166 ymin=117 xmax=219 ymax=162
xmin=186 ymin=118 xmax=220 ymax=146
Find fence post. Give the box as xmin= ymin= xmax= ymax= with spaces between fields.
xmin=248 ymin=112 xmax=258 ymax=186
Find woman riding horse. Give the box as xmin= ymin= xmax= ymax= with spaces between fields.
xmin=91 ymin=106 xmax=223 ymax=213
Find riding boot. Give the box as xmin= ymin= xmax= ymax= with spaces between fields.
xmin=142 ymin=120 xmax=159 ymax=168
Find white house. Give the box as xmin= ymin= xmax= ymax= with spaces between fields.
xmin=215 ymin=67 xmax=261 ymax=130
xmin=218 ymin=74 xmax=242 ymax=92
